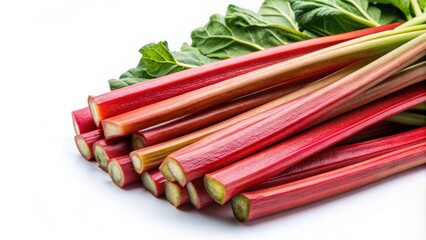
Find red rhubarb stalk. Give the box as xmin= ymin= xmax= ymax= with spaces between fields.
xmin=130 ymin=60 xmax=425 ymax=174
xmin=108 ymin=156 xmax=141 ymax=188
xmin=203 ymin=83 xmax=426 ymax=204
xmin=74 ymin=129 xmax=104 ymax=161
xmin=186 ymin=178 xmax=215 ymax=209
xmin=71 ymin=107 xmax=97 ymax=135
xmin=165 ymin=181 xmax=189 ymax=207
xmin=131 ymin=80 xmax=312 ymax=148
xmin=102 ymin=29 xmax=424 ymax=139
xmin=167 ymin=34 xmax=426 ymax=186
xmin=141 ymin=170 xmax=167 ymax=197
xmin=252 ymin=127 xmax=426 ymax=190
xmin=232 ymin=142 xmax=426 ymax=222
xmin=88 ymin=23 xmax=400 ymax=126
xmin=93 ymin=139 xmax=132 ymax=171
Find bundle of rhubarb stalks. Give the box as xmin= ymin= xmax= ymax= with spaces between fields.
xmin=72 ymin=3 xmax=426 ymax=222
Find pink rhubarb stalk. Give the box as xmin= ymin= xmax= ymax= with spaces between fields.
xmin=74 ymin=129 xmax=104 ymax=161
xmin=141 ymin=170 xmax=167 ymax=197
xmin=71 ymin=107 xmax=97 ymax=135
xmin=108 ymin=156 xmax=141 ymax=188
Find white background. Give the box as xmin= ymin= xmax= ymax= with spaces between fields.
xmin=0 ymin=1 xmax=425 ymax=239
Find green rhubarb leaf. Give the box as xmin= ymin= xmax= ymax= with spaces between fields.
xmin=226 ymin=4 xmax=311 ymax=42
xmin=258 ymin=0 xmax=300 ymax=29
xmin=291 ymin=0 xmax=383 ymax=36
xmin=368 ymin=0 xmax=412 ymax=19
xmin=140 ymin=41 xmax=214 ymax=77
xmin=191 ymin=14 xmax=267 ymax=59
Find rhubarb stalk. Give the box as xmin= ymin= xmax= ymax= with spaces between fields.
xmin=141 ymin=170 xmax=167 ymax=197
xmin=167 ymin=34 xmax=426 ymax=186
xmin=232 ymin=142 xmax=426 ymax=222
xmin=93 ymin=139 xmax=132 ymax=171
xmin=204 ymin=83 xmax=426 ymax=204
xmin=131 ymin=80 xmax=311 ymax=148
xmin=74 ymin=129 xmax=104 ymax=161
xmin=165 ymin=181 xmax=189 ymax=207
xmin=186 ymin=178 xmax=215 ymax=209
xmin=108 ymin=156 xmax=141 ymax=188
xmin=88 ymin=24 xmax=400 ymax=126
xmin=252 ymin=127 xmax=426 ymax=190
xmin=102 ymin=28 xmax=425 ymax=139
xmin=72 ymin=107 xmax=97 ymax=135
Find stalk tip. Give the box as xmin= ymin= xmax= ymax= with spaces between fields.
xmin=165 ymin=182 xmax=181 ymax=207
xmin=159 ymin=163 xmax=176 ymax=181
xmin=108 ymin=161 xmax=124 ymax=187
xmin=131 ymin=134 xmax=146 ymax=150
xmin=88 ymin=96 xmax=101 ymax=127
xmin=232 ymin=194 xmax=250 ymax=222
xmin=130 ymin=152 xmax=142 ymax=174
xmin=186 ymin=182 xmax=200 ymax=209
xmin=75 ymin=135 xmax=92 ymax=160
xmin=94 ymin=144 xmax=109 ymax=169
xmin=166 ymin=158 xmax=185 ymax=185
xmin=204 ymin=175 xmax=225 ymax=204
xmin=102 ymin=121 xmax=123 ymax=139
xmin=141 ymin=173 xmax=158 ymax=197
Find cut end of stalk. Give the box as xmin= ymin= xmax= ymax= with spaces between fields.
xmin=94 ymin=144 xmax=109 ymax=170
xmin=141 ymin=173 xmax=158 ymax=197
xmin=88 ymin=96 xmax=101 ymax=127
xmin=204 ymin=175 xmax=225 ymax=204
xmin=102 ymin=121 xmax=122 ymax=139
xmin=186 ymin=182 xmax=200 ymax=209
xmin=165 ymin=182 xmax=182 ymax=207
xmin=108 ymin=161 xmax=124 ymax=187
xmin=159 ymin=163 xmax=176 ymax=181
xmin=75 ymin=136 xmax=92 ymax=160
xmin=72 ymin=114 xmax=80 ymax=135
xmin=130 ymin=152 xmax=142 ymax=174
xmin=232 ymin=194 xmax=250 ymax=222
xmin=131 ymin=134 xmax=146 ymax=150
xmin=166 ymin=158 xmax=186 ymax=186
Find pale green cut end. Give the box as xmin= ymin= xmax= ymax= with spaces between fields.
xmin=72 ymin=115 xmax=80 ymax=135
xmin=94 ymin=144 xmax=109 ymax=168
xmin=76 ymin=137 xmax=91 ymax=160
xmin=232 ymin=194 xmax=250 ymax=222
xmin=130 ymin=153 xmax=142 ymax=174
xmin=141 ymin=173 xmax=158 ymax=197
xmin=159 ymin=162 xmax=175 ymax=181
xmin=131 ymin=134 xmax=146 ymax=150
xmin=88 ymin=97 xmax=101 ymax=127
xmin=108 ymin=161 xmax=124 ymax=187
xmin=204 ymin=176 xmax=225 ymax=204
xmin=167 ymin=158 xmax=186 ymax=185
xmin=165 ymin=182 xmax=181 ymax=207
xmin=103 ymin=121 xmax=123 ymax=139
xmin=186 ymin=182 xmax=200 ymax=209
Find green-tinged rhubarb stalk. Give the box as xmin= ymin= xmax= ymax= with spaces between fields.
xmin=167 ymin=34 xmax=426 ymax=187
xmin=102 ymin=27 xmax=426 ymax=139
